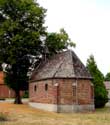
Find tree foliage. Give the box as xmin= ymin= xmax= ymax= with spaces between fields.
xmin=0 ymin=0 xmax=75 ymax=104
xmin=105 ymin=72 xmax=110 ymax=81
xmin=46 ymin=28 xmax=76 ymax=55
xmin=0 ymin=0 xmax=46 ymax=104
xmin=87 ymin=55 xmax=108 ymax=108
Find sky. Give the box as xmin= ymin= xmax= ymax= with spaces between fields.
xmin=37 ymin=0 xmax=110 ymax=75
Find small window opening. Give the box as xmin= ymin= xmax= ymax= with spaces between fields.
xmin=34 ymin=85 xmax=37 ymax=92
xmin=45 ymin=84 xmax=48 ymax=91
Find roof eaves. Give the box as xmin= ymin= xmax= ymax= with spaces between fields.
xmin=29 ymin=76 xmax=93 ymax=83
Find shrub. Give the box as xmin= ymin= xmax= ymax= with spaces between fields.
xmin=95 ymin=86 xmax=108 ymax=108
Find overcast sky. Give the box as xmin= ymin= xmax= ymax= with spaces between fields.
xmin=38 ymin=0 xmax=110 ymax=75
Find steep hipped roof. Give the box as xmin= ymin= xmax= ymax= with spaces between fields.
xmin=30 ymin=50 xmax=92 ymax=82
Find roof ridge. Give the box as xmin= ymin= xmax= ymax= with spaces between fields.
xmin=69 ymin=50 xmax=75 ymax=77
xmin=52 ymin=57 xmax=65 ymax=78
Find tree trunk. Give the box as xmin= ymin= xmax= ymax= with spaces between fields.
xmin=14 ymin=90 xmax=22 ymax=104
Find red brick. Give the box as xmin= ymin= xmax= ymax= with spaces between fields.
xmin=29 ymin=78 xmax=94 ymax=105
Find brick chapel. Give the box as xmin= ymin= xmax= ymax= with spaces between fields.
xmin=29 ymin=50 xmax=94 ymax=112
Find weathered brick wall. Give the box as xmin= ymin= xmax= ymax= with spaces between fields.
xmin=77 ymin=79 xmax=94 ymax=105
xmin=0 ymin=85 xmax=15 ymax=98
xmin=29 ymin=79 xmax=58 ymax=104
xmin=53 ymin=79 xmax=94 ymax=105
xmin=53 ymin=79 xmax=75 ymax=105
xmin=29 ymin=78 xmax=94 ymax=105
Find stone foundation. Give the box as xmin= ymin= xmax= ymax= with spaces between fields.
xmin=29 ymin=102 xmax=58 ymax=112
xmin=29 ymin=102 xmax=95 ymax=113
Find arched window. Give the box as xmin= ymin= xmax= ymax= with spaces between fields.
xmin=34 ymin=85 xmax=37 ymax=92
xmin=45 ymin=84 xmax=48 ymax=91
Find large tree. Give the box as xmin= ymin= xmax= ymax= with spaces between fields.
xmin=0 ymin=0 xmax=46 ymax=104
xmin=86 ymin=55 xmax=108 ymax=108
xmin=0 ymin=0 xmax=75 ymax=104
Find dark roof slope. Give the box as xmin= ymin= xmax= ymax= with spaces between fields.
xmin=30 ymin=50 xmax=92 ymax=81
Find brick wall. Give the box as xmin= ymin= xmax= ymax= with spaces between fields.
xmin=77 ymin=79 xmax=94 ymax=104
xmin=29 ymin=78 xmax=94 ymax=105
xmin=0 ymin=84 xmax=15 ymax=98
xmin=53 ymin=79 xmax=94 ymax=105
xmin=29 ymin=79 xmax=57 ymax=104
xmin=53 ymin=79 xmax=75 ymax=105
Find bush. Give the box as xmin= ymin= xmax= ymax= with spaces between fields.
xmin=95 ymin=88 xmax=108 ymax=108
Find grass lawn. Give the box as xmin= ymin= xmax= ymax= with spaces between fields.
xmin=0 ymin=102 xmax=110 ymax=125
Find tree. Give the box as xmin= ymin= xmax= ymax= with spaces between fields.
xmin=0 ymin=0 xmax=75 ymax=104
xmin=105 ymin=72 xmax=110 ymax=81
xmin=45 ymin=28 xmax=76 ymax=55
xmin=86 ymin=55 xmax=108 ymax=108
xmin=0 ymin=0 xmax=46 ymax=104
xmin=0 ymin=63 xmax=2 ymax=71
